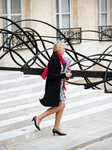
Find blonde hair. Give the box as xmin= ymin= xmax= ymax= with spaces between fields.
xmin=53 ymin=41 xmax=66 ymax=52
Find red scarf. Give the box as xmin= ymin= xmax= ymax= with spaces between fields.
xmin=40 ymin=52 xmax=66 ymax=90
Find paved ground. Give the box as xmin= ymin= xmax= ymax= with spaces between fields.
xmin=78 ymin=137 xmax=112 ymax=150
xmin=1 ymin=114 xmax=112 ymax=150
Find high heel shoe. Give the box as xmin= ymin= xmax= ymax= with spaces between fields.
xmin=52 ymin=129 xmax=66 ymax=136
xmin=32 ymin=116 xmax=41 ymax=131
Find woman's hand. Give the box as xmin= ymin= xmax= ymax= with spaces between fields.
xmin=66 ymin=72 xmax=72 ymax=78
xmin=67 ymin=67 xmax=71 ymax=73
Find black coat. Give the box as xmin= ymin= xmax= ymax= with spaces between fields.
xmin=40 ymin=52 xmax=66 ymax=107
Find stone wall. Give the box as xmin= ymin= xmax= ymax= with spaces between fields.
xmin=0 ymin=0 xmax=4 ymax=66
xmin=72 ymin=0 xmax=111 ymax=72
xmin=0 ymin=0 xmax=2 ymax=35
xmin=110 ymin=0 xmax=112 ymax=24
xmin=30 ymin=0 xmax=56 ymax=44
xmin=0 ymin=0 xmax=111 ymax=69
xmin=73 ymin=0 xmax=98 ymax=39
xmin=73 ymin=0 xmax=78 ymax=27
xmin=24 ymin=0 xmax=31 ymax=27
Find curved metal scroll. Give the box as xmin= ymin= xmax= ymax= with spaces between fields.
xmin=0 ymin=17 xmax=112 ymax=93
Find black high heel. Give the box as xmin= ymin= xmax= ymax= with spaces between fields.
xmin=32 ymin=116 xmax=41 ymax=131
xmin=52 ymin=129 xmax=66 ymax=136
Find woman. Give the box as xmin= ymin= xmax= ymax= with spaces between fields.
xmin=32 ymin=41 xmax=72 ymax=136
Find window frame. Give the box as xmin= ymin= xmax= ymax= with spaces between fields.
xmin=56 ymin=0 xmax=73 ymax=29
xmin=98 ymin=0 xmax=110 ymax=26
xmin=2 ymin=0 xmax=24 ymax=31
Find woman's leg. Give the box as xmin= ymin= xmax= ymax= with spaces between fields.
xmin=54 ymin=101 xmax=65 ymax=132
xmin=36 ymin=102 xmax=64 ymax=126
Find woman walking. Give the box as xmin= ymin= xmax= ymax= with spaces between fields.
xmin=32 ymin=41 xmax=72 ymax=136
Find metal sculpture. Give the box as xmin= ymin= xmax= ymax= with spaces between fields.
xmin=0 ymin=17 xmax=112 ymax=93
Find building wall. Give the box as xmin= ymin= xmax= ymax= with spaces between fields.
xmin=0 ymin=0 xmax=33 ymax=67
xmin=73 ymin=0 xmax=78 ymax=27
xmin=30 ymin=0 xmax=56 ymax=44
xmin=0 ymin=0 xmax=2 ymax=37
xmin=110 ymin=0 xmax=112 ymax=24
xmin=0 ymin=0 xmax=2 ymax=28
xmin=0 ymin=0 xmax=112 ymax=70
xmin=0 ymin=0 xmax=4 ymax=66
xmin=0 ymin=0 xmax=56 ymax=67
xmin=24 ymin=0 xmax=31 ymax=27
xmin=72 ymin=0 xmax=111 ymax=71
xmin=73 ymin=0 xmax=98 ymax=39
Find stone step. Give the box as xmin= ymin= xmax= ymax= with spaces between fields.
xmin=0 ymin=71 xmax=111 ymax=149
xmin=0 ymin=85 xmax=84 ymax=109
xmin=66 ymin=89 xmax=104 ymax=104
xmin=0 ymin=93 xmax=112 ymax=133
xmin=0 ymin=91 xmax=44 ymax=109
xmin=0 ymin=103 xmax=112 ymax=149
xmin=65 ymin=84 xmax=84 ymax=94
xmin=0 ymin=75 xmax=44 ymax=90
xmin=65 ymin=93 xmax=112 ymax=115
xmin=0 ymin=89 xmax=104 ymax=121
xmin=0 ymin=101 xmax=43 ymax=121
xmin=0 ymin=86 xmax=101 ymax=110
xmin=66 ymin=127 xmax=112 ymax=150
xmin=0 ymin=71 xmax=23 ymax=81
xmin=0 ymin=81 xmax=83 ymax=101
xmin=12 ymin=115 xmax=111 ymax=150
xmin=0 ymin=82 xmax=45 ymax=100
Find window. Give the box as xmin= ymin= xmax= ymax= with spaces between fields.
xmin=2 ymin=0 xmax=24 ymax=31
xmin=56 ymin=0 xmax=72 ymax=29
xmin=98 ymin=0 xmax=110 ymax=26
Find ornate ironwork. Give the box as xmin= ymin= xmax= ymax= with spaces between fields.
xmin=58 ymin=28 xmax=81 ymax=44
xmin=0 ymin=17 xmax=112 ymax=93
xmin=3 ymin=30 xmax=34 ymax=51
xmin=99 ymin=25 xmax=112 ymax=41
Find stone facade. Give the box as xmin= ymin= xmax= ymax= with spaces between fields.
xmin=73 ymin=0 xmax=98 ymax=39
xmin=0 ymin=0 xmax=112 ymax=70
xmin=0 ymin=0 xmax=2 ymax=28
xmin=30 ymin=0 xmax=56 ymax=43
xmin=0 ymin=0 xmax=4 ymax=66
xmin=24 ymin=0 xmax=31 ymax=27
xmin=110 ymin=0 xmax=112 ymax=24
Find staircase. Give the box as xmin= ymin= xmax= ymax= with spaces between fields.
xmin=0 ymin=71 xmax=112 ymax=149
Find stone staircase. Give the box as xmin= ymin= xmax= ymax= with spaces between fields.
xmin=0 ymin=71 xmax=112 ymax=149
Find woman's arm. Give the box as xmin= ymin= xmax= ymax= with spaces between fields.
xmin=47 ymin=58 xmax=72 ymax=80
xmin=47 ymin=58 xmax=66 ymax=80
